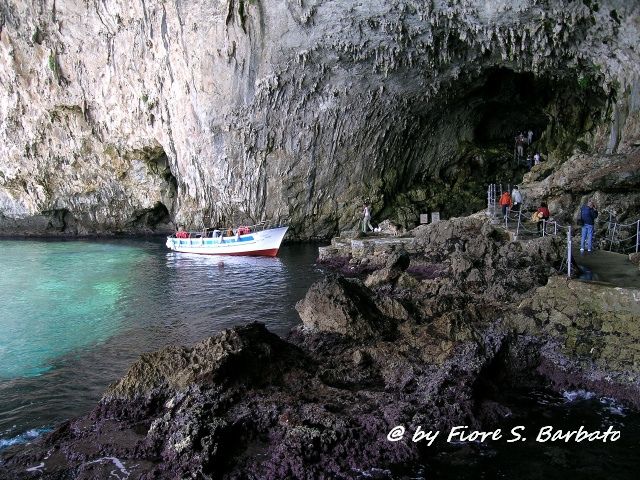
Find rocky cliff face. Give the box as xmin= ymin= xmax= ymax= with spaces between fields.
xmin=1 ymin=0 xmax=639 ymax=237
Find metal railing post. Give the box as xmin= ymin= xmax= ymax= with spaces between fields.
xmin=515 ymin=208 xmax=522 ymax=239
xmin=487 ymin=185 xmax=490 ymax=213
xmin=554 ymin=221 xmax=557 ymax=236
xmin=609 ymin=223 xmax=616 ymax=252
xmin=567 ymin=226 xmax=572 ymax=278
xmin=636 ymin=220 xmax=639 ymax=253
xmin=542 ymin=219 xmax=546 ymax=237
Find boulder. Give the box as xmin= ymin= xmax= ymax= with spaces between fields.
xmin=509 ymin=276 xmax=640 ymax=405
xmin=295 ymin=276 xmax=393 ymax=339
xmin=105 ymin=323 xmax=307 ymax=400
xmin=364 ymin=250 xmax=411 ymax=288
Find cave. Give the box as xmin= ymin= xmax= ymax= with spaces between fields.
xmin=0 ymin=0 xmax=636 ymax=241
xmin=375 ymin=67 xmax=609 ymax=227
xmin=121 ymin=146 xmax=177 ymax=231
xmin=127 ymin=201 xmax=171 ymax=231
xmin=470 ymin=68 xmax=555 ymax=147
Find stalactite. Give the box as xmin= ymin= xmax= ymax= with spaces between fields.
xmin=0 ymin=0 xmax=637 ymax=237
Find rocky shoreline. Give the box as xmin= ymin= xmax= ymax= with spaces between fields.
xmin=2 ymin=215 xmax=639 ymax=479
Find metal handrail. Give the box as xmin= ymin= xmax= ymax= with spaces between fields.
xmin=487 ymin=183 xmax=640 ymax=275
xmin=171 ymin=218 xmax=289 ymax=238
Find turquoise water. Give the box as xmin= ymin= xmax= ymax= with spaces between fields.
xmin=0 ymin=239 xmax=322 ymax=451
xmin=2 ymin=239 xmax=640 ymax=479
xmin=0 ymin=241 xmax=142 ymax=378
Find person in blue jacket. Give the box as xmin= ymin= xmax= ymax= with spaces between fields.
xmin=580 ymin=200 xmax=598 ymax=252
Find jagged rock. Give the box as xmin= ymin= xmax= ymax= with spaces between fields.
xmin=0 ymin=309 xmax=514 ymax=479
xmin=521 ymin=149 xmax=640 ymax=229
xmin=509 ymin=276 xmax=640 ymax=406
xmin=385 ymin=250 xmax=410 ymax=272
xmin=3 ymin=217 xmax=640 ymax=478
xmin=374 ymin=296 xmax=410 ymax=322
xmin=105 ymin=323 xmax=306 ymax=401
xmin=364 ymin=249 xmax=410 ymax=288
xmin=511 ymin=276 xmax=640 ymax=368
xmin=295 ymin=276 xmax=393 ymax=339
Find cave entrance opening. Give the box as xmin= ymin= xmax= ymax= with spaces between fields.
xmin=464 ymin=66 xmax=607 ymax=185
xmin=471 ymin=68 xmax=551 ymax=149
xmin=128 ymin=147 xmax=178 ymax=231
xmin=379 ymin=67 xmax=608 ymax=229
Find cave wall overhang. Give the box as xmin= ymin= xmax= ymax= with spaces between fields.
xmin=0 ymin=0 xmax=638 ymax=237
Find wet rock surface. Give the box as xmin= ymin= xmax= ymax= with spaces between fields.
xmin=4 ymin=216 xmax=636 ymax=478
xmin=510 ymin=276 xmax=640 ymax=407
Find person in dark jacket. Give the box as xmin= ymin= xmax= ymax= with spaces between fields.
xmin=580 ymin=200 xmax=598 ymax=252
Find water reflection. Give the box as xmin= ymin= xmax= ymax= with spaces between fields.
xmin=0 ymin=240 xmax=322 ymax=450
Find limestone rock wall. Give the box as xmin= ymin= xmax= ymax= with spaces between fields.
xmin=1 ymin=0 xmax=639 ymax=237
xmin=511 ymin=276 xmax=640 ymax=398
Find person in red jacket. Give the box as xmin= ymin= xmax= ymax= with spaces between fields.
xmin=536 ymin=202 xmax=550 ymax=235
xmin=499 ymin=191 xmax=512 ymax=219
xmin=176 ymin=226 xmax=189 ymax=238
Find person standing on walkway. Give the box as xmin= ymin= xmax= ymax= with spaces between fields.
xmin=534 ymin=152 xmax=541 ymax=166
xmin=535 ymin=202 xmax=550 ymax=235
xmin=580 ymin=200 xmax=598 ymax=252
xmin=499 ymin=191 xmax=512 ymax=219
xmin=362 ymin=203 xmax=374 ymax=233
xmin=515 ymin=134 xmax=525 ymax=159
xmin=527 ymin=130 xmax=533 ymax=144
xmin=511 ymin=185 xmax=523 ymax=211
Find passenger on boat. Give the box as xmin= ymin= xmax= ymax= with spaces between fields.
xmin=176 ymin=226 xmax=189 ymax=239
xmin=226 ymin=227 xmax=234 ymax=237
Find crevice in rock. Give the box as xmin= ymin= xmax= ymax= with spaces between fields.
xmin=42 ymin=208 xmax=76 ymax=234
xmin=127 ymin=202 xmax=171 ymax=231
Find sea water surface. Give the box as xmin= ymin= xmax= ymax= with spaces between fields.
xmin=0 ymin=238 xmax=322 ymax=449
xmin=2 ymin=238 xmax=640 ymax=479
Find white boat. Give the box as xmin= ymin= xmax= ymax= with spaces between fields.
xmin=166 ymin=224 xmax=289 ymax=257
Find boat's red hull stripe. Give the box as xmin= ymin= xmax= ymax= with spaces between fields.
xmin=178 ymin=248 xmax=280 ymax=257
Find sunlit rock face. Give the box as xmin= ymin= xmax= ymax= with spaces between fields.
xmin=0 ymin=0 xmax=638 ymax=237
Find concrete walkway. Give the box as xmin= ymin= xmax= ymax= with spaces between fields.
xmin=490 ymin=211 xmax=640 ymax=288
xmin=573 ymin=249 xmax=640 ymax=288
